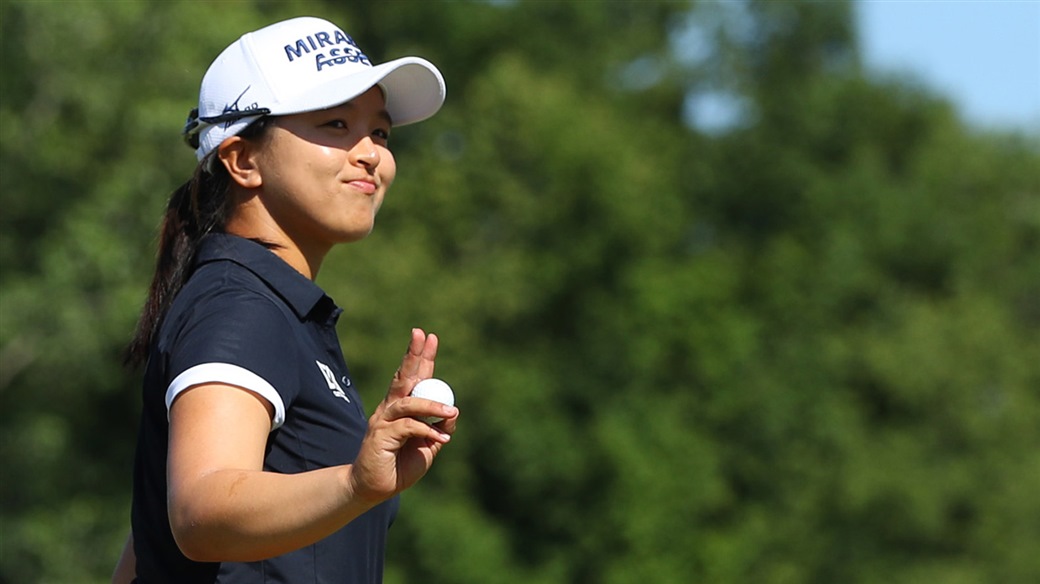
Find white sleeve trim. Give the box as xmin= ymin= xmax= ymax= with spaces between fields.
xmin=166 ymin=363 xmax=286 ymax=431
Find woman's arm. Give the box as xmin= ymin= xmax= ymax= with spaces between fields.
xmin=111 ymin=530 xmax=135 ymax=584
xmin=167 ymin=329 xmax=457 ymax=562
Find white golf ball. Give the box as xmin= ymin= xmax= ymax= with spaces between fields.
xmin=410 ymin=378 xmax=455 ymax=423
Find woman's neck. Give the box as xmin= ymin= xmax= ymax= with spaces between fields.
xmin=224 ymin=200 xmax=327 ymax=281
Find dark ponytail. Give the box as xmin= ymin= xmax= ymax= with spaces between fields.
xmin=125 ymin=117 xmax=272 ymax=368
xmin=124 ymin=155 xmax=232 ymax=368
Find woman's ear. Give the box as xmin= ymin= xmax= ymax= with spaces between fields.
xmin=217 ymin=136 xmax=263 ymax=189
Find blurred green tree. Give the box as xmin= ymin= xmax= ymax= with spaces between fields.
xmin=1 ymin=1 xmax=1037 ymax=583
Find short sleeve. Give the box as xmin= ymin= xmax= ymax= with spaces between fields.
xmin=162 ymin=287 xmax=301 ymax=430
xmin=166 ymin=363 xmax=286 ymax=429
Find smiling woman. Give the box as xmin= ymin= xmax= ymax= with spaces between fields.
xmin=114 ymin=16 xmax=459 ymax=584
xmin=223 ymin=90 xmax=399 ymax=278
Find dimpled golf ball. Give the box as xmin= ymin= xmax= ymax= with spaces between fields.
xmin=410 ymin=378 xmax=455 ymax=423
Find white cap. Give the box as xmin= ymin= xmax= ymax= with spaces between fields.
xmin=184 ymin=16 xmax=446 ymax=161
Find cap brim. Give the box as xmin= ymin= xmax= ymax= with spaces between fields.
xmin=268 ymin=56 xmax=445 ymax=126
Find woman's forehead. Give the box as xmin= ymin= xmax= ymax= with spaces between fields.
xmin=314 ymin=87 xmax=391 ymax=123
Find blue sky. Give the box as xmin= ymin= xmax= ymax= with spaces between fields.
xmin=856 ymin=0 xmax=1040 ymax=133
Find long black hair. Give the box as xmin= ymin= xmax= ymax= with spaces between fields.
xmin=125 ymin=118 xmax=271 ymax=368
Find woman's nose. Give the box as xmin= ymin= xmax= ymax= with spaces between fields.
xmin=349 ymin=136 xmax=380 ymax=169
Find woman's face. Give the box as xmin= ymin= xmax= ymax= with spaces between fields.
xmin=250 ymin=86 xmax=397 ymax=253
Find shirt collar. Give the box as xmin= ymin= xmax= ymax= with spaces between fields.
xmin=195 ymin=233 xmax=340 ymax=323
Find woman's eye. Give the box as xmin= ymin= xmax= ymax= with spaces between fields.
xmin=324 ymin=119 xmax=348 ymax=129
xmin=373 ymin=128 xmax=390 ymax=141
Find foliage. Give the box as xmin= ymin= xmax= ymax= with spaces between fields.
xmin=1 ymin=1 xmax=1038 ymax=582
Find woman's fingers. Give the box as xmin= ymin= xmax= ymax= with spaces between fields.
xmin=388 ymin=329 xmax=439 ymax=399
xmin=381 ymin=390 xmax=457 ymax=429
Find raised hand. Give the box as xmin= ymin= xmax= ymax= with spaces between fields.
xmin=349 ymin=328 xmax=459 ymax=504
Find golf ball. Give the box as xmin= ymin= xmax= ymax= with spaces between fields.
xmin=410 ymin=378 xmax=455 ymax=423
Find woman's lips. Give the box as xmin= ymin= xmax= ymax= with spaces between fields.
xmin=347 ymin=179 xmax=377 ymax=194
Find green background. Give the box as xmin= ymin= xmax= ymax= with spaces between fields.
xmin=2 ymin=1 xmax=1038 ymax=582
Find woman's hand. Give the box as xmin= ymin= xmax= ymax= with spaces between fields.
xmin=349 ymin=328 xmax=459 ymax=504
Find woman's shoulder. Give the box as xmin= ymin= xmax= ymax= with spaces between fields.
xmin=164 ymin=260 xmax=295 ymax=336
xmin=188 ymin=257 xmax=275 ymax=297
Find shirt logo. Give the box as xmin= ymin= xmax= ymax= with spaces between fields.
xmin=316 ymin=360 xmax=350 ymax=403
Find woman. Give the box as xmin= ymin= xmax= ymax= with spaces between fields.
xmin=113 ymin=16 xmax=458 ymax=583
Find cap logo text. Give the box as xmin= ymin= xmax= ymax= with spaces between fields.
xmin=284 ymin=30 xmax=372 ymax=71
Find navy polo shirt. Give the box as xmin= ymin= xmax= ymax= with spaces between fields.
xmin=131 ymin=233 xmax=398 ymax=583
